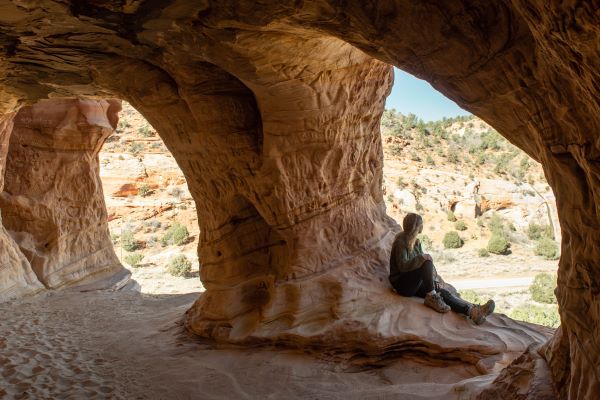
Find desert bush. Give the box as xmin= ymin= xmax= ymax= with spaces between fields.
xmin=527 ymin=223 xmax=553 ymax=240
xmin=487 ymin=233 xmax=509 ymax=255
xmin=138 ymin=125 xmax=154 ymax=137
xmin=418 ymin=234 xmax=433 ymax=250
xmin=508 ymin=304 xmax=560 ymax=328
xmin=487 ymin=213 xmax=505 ymax=234
xmin=128 ymin=142 xmax=144 ymax=156
xmin=161 ymin=223 xmax=189 ymax=246
xmin=535 ymin=237 xmax=559 ymax=260
xmin=390 ymin=144 xmax=404 ymax=157
xmin=124 ymin=253 xmax=144 ymax=267
xmin=459 ymin=290 xmax=482 ymax=304
xmin=443 ymin=231 xmax=463 ymax=249
xmin=168 ymin=186 xmax=185 ymax=199
xmin=167 ymin=255 xmax=192 ymax=277
xmin=529 ymin=273 xmax=557 ymax=304
xmin=426 ymin=155 xmax=435 ymax=166
xmin=144 ymin=219 xmax=162 ymax=230
xmin=477 ymin=248 xmax=490 ymax=257
xmin=110 ymin=232 xmax=119 ymax=245
xmin=475 ymin=151 xmax=486 ymax=165
xmin=447 ymin=210 xmax=457 ymax=222
xmin=120 ymin=229 xmax=137 ymax=252
xmin=396 ymin=176 xmax=406 ymax=189
xmin=138 ymin=183 xmax=151 ymax=197
xmin=409 ymin=150 xmax=420 ymax=162
xmin=454 ymin=220 xmax=467 ymax=231
xmin=447 ymin=148 xmax=459 ymax=163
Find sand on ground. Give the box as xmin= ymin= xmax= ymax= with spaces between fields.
xmin=0 ymin=283 xmax=500 ymax=400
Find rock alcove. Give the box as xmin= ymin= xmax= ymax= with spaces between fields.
xmin=0 ymin=2 xmax=598 ymax=398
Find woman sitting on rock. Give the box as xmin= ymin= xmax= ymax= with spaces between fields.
xmin=389 ymin=212 xmax=495 ymax=325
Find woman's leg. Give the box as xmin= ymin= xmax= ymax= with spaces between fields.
xmin=391 ymin=261 xmax=435 ymax=297
xmin=439 ymin=288 xmax=496 ymax=324
xmin=438 ymin=288 xmax=471 ymax=315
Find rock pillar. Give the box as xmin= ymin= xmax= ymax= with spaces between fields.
xmin=0 ymin=99 xmax=126 ymax=289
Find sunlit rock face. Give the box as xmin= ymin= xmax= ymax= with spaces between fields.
xmin=0 ymin=1 xmax=597 ymax=398
xmin=0 ymin=99 xmax=126 ymax=289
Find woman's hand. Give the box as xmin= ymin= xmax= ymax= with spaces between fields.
xmin=422 ymin=254 xmax=433 ymax=262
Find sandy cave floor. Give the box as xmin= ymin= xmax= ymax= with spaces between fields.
xmin=0 ymin=287 xmax=503 ymax=400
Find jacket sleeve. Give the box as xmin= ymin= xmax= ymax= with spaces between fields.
xmin=395 ymin=241 xmax=424 ymax=272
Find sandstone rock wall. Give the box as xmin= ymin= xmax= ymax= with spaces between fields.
xmin=0 ymin=114 xmax=43 ymax=301
xmin=0 ymin=99 xmax=126 ymax=289
xmin=0 ymin=1 xmax=597 ymax=398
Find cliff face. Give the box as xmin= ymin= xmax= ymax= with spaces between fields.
xmin=0 ymin=1 xmax=597 ymax=398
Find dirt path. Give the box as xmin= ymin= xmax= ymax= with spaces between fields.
xmin=451 ymin=276 xmax=534 ymax=290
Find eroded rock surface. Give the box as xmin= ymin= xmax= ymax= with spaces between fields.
xmin=0 ymin=114 xmax=43 ymax=301
xmin=0 ymin=1 xmax=597 ymax=398
xmin=0 ymin=99 xmax=126 ymax=289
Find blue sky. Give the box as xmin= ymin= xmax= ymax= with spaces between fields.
xmin=385 ymin=68 xmax=471 ymax=122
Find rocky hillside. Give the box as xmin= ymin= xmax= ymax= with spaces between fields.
xmin=99 ymin=103 xmax=560 ymax=325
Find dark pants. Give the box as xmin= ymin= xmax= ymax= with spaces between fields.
xmin=390 ymin=260 xmax=471 ymax=315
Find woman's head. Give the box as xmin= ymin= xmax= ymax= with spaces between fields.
xmin=403 ymin=213 xmax=423 ymax=238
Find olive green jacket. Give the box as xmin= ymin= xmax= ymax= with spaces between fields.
xmin=389 ymin=232 xmax=426 ymax=281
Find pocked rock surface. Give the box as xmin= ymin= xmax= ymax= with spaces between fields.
xmin=0 ymin=1 xmax=597 ymax=398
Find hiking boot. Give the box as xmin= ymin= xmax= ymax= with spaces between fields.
xmin=424 ymin=292 xmax=451 ymax=313
xmin=469 ymin=300 xmax=495 ymax=325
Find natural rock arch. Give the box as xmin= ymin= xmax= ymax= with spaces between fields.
xmin=0 ymin=1 xmax=597 ymax=398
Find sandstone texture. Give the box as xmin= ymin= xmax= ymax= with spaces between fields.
xmin=0 ymin=1 xmax=597 ymax=398
xmin=0 ymin=99 xmax=127 ymax=290
xmin=0 ymin=114 xmax=43 ymax=301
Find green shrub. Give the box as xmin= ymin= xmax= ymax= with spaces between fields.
xmin=477 ymin=248 xmax=490 ymax=257
xmin=161 ymin=223 xmax=189 ymax=246
xmin=487 ymin=213 xmax=505 ymax=235
xmin=454 ymin=220 xmax=467 ymax=231
xmin=527 ymin=223 xmax=553 ymax=240
xmin=124 ymin=253 xmax=144 ymax=267
xmin=128 ymin=142 xmax=144 ymax=156
xmin=447 ymin=211 xmax=457 ymax=222
xmin=534 ymin=237 xmax=559 ymax=260
xmin=443 ymin=231 xmax=463 ymax=249
xmin=447 ymin=148 xmax=459 ymax=163
xmin=167 ymin=255 xmax=192 ymax=277
xmin=426 ymin=155 xmax=435 ymax=166
xmin=529 ymin=273 xmax=557 ymax=304
xmin=508 ymin=304 xmax=560 ymax=328
xmin=418 ymin=234 xmax=433 ymax=250
xmin=487 ymin=233 xmax=509 ymax=255
xmin=138 ymin=183 xmax=151 ymax=197
xmin=459 ymin=290 xmax=482 ymax=305
xmin=120 ymin=230 xmax=137 ymax=252
xmin=138 ymin=125 xmax=154 ymax=137
xmin=396 ymin=176 xmax=406 ymax=189
xmin=475 ymin=152 xmax=486 ymax=165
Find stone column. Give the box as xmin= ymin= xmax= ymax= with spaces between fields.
xmin=0 ymin=114 xmax=43 ymax=301
xmin=0 ymin=99 xmax=126 ymax=289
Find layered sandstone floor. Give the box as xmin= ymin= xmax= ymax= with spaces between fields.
xmin=0 ymin=288 xmax=552 ymax=400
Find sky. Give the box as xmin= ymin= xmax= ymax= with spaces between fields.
xmin=385 ymin=68 xmax=471 ymax=122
